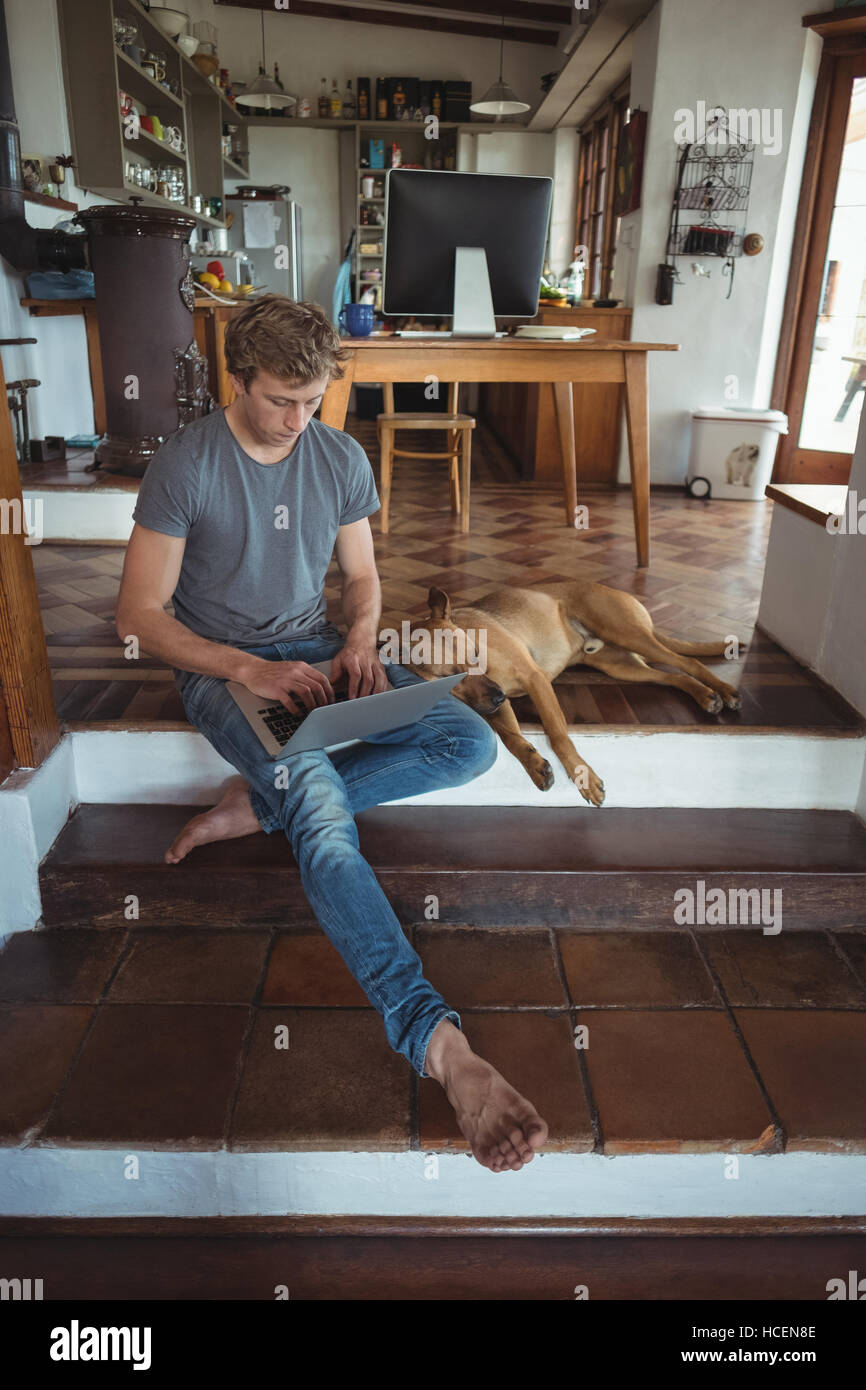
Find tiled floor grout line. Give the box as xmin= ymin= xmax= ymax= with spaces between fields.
xmin=24 ymin=927 xmax=136 ymax=1149
xmin=221 ymin=926 xmax=280 ymax=1152
xmin=689 ymin=930 xmax=787 ymax=1151
xmin=549 ymin=926 xmax=604 ymax=1153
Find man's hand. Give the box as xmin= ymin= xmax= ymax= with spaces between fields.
xmin=240 ymin=657 xmax=335 ymax=714
xmin=329 ymin=639 xmax=390 ymax=698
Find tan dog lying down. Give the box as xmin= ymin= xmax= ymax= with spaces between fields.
xmin=408 ymin=581 xmax=741 ymax=806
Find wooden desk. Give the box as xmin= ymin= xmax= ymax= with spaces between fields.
xmin=321 ymin=336 xmax=679 ymax=567
xmin=482 ymin=305 xmax=634 ymax=485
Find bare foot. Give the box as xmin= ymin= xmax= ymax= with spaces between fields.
xmin=165 ymin=777 xmax=262 ymax=864
xmin=425 ymin=1020 xmax=548 ymax=1172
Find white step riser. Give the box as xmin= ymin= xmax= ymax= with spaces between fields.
xmin=71 ymin=728 xmax=866 ymax=812
xmin=1 ymin=1148 xmax=864 ymax=1220
xmin=21 ymin=490 xmax=134 ymax=543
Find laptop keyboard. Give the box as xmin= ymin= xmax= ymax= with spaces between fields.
xmin=259 ymin=686 xmax=352 ymax=745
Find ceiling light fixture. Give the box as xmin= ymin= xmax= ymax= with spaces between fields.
xmin=470 ymin=15 xmax=530 ymax=119
xmin=240 ymin=9 xmax=294 ymax=110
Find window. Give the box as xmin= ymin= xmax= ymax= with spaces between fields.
xmin=575 ymin=80 xmax=630 ymax=299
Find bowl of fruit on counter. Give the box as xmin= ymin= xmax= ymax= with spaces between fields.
xmin=195 ymin=261 xmax=256 ymax=300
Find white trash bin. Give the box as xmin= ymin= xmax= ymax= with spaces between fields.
xmin=686 ymin=407 xmax=788 ymax=501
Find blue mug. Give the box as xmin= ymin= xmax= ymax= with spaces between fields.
xmin=339 ymin=302 xmax=374 ymax=337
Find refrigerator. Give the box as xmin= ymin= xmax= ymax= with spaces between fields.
xmin=223 ymin=196 xmax=303 ymax=299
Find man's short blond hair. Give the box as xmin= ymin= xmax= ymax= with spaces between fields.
xmin=224 ymin=294 xmax=349 ymax=390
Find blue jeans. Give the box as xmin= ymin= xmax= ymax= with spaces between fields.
xmin=175 ymin=622 xmax=499 ymax=1077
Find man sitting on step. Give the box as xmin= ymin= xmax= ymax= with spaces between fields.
xmin=115 ymin=293 xmax=547 ymax=1174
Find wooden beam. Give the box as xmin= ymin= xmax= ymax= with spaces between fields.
xmin=0 ymin=354 xmax=61 ymax=770
xmin=291 ymin=0 xmax=571 ymax=21
xmin=214 ymin=0 xmax=562 ymax=45
xmin=803 ymin=4 xmax=866 ymax=37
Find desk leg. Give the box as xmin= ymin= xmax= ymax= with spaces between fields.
xmin=213 ymin=311 xmax=235 ymax=407
xmin=82 ymin=305 xmax=106 ymax=436
xmin=320 ymin=353 xmax=356 ymax=429
xmin=553 ymin=380 xmax=577 ymax=527
xmin=623 ymin=351 xmax=650 ymax=568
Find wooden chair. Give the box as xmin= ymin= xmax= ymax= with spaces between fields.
xmin=376 ymin=382 xmax=476 ymax=533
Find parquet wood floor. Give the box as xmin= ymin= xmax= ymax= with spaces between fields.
xmin=30 ymin=416 xmax=860 ymax=730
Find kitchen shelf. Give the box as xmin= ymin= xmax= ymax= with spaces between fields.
xmin=223 ymin=155 xmax=250 ymax=179
xmin=243 ymin=116 xmax=356 ymax=128
xmin=245 ymin=117 xmax=528 ymax=134
xmin=122 ymin=0 xmax=238 ymax=114
xmin=126 ymin=126 xmax=187 ymax=163
xmin=121 ymin=182 xmax=226 ymax=229
xmin=58 ymin=0 xmax=246 ymax=228
xmin=115 ymin=49 xmax=185 ymax=111
xmin=23 ymin=189 xmax=79 ymax=212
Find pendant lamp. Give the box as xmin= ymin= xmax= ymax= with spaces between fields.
xmin=470 ymin=16 xmax=530 ymax=118
xmin=241 ymin=9 xmax=294 ymax=109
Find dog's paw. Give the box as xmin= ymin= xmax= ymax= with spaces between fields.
xmin=722 ymin=690 xmax=741 ymax=710
xmin=703 ymin=693 xmax=723 ymax=714
xmin=573 ymin=765 xmax=605 ymax=806
xmin=529 ymin=755 xmax=555 ymax=791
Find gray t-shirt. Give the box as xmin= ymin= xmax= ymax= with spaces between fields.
xmin=132 ymin=409 xmax=380 ymax=647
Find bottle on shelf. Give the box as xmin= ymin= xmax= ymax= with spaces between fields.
xmin=357 ymin=78 xmax=370 ymax=121
xmin=330 ymin=80 xmax=342 ymax=117
xmin=376 ymin=77 xmax=388 ymax=120
xmin=392 ymin=80 xmax=405 ymax=120
xmin=343 ymin=78 xmax=356 ymax=120
xmin=318 ymin=78 xmax=329 ymax=118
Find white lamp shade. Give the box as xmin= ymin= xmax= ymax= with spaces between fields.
xmin=469 ymin=80 xmax=530 ymax=116
xmin=240 ymin=75 xmax=295 ymax=109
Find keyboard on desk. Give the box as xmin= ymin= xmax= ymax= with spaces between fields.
xmin=258 ymin=686 xmax=352 ymax=747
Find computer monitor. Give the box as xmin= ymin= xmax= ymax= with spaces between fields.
xmin=382 ymin=168 xmax=553 ymax=338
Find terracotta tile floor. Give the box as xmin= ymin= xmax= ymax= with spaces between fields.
xmin=32 ymin=416 xmax=861 ymax=731
xmin=1 ymin=925 xmax=864 ymax=1153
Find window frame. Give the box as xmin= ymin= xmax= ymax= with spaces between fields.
xmin=575 ymin=79 xmax=631 ymax=300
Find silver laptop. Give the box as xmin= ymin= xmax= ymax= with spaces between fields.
xmin=226 ymin=658 xmax=466 ymax=757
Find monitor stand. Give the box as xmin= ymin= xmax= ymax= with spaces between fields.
xmin=451 ymin=246 xmax=497 ymax=338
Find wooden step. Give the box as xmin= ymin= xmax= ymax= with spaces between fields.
xmin=1 ymin=1215 xmax=865 ymax=1302
xmin=39 ymin=804 xmax=866 ymax=929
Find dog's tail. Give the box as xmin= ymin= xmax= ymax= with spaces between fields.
xmin=652 ymin=630 xmax=734 ymax=657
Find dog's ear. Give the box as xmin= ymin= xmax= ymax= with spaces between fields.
xmin=427 ymin=585 xmax=451 ymax=619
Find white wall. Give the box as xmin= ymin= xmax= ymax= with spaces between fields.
xmin=816 ymin=417 xmax=866 ymax=717
xmin=758 ymin=411 xmax=866 ymax=720
xmin=236 ymin=126 xmax=342 ymax=308
xmin=549 ymin=127 xmax=579 ymax=277
xmin=612 ymin=0 xmax=820 ymax=484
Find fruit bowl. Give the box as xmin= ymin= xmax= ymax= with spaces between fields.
xmin=149 ymin=8 xmax=189 ymax=39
